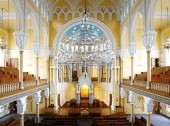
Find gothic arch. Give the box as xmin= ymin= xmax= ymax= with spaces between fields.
xmin=131 ymin=11 xmax=144 ymax=42
xmin=121 ymin=26 xmax=128 ymax=49
xmin=13 ymin=0 xmax=22 ymax=31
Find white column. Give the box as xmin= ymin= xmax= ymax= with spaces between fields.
xmin=128 ymin=91 xmax=136 ymax=124
xmin=119 ymin=49 xmax=127 ymax=84
xmin=143 ymin=96 xmax=154 ymax=126
xmin=142 ymin=31 xmax=157 ymax=89
xmin=89 ymin=84 xmax=93 ymax=104
xmin=106 ymin=65 xmax=108 ymax=83
xmin=128 ymin=42 xmax=137 ymax=86
xmin=56 ymin=66 xmax=59 ymax=83
xmin=98 ymin=66 xmax=100 ymax=82
xmin=17 ymin=96 xmax=27 ymax=126
xmin=50 ymin=64 xmax=53 ymax=84
xmin=33 ymin=42 xmax=41 ymax=86
xmin=69 ymin=64 xmax=72 ymax=82
xmin=13 ymin=0 xmax=28 ymax=90
xmin=52 ymin=61 xmax=56 ymax=84
xmin=43 ymin=49 xmax=50 ymax=83
xmin=111 ymin=60 xmax=117 ymax=110
xmin=60 ymin=65 xmax=63 ymax=82
xmin=142 ymin=0 xmax=157 ymax=89
xmin=13 ymin=32 xmax=28 ymax=89
xmin=34 ymin=91 xmax=41 ymax=124
xmin=44 ymin=88 xmax=50 ymax=107
xmin=76 ymin=84 xmax=80 ymax=104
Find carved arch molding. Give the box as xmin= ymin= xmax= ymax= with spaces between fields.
xmin=49 ymin=0 xmax=121 ymax=21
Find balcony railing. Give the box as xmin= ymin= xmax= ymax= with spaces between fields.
xmin=123 ymin=79 xmax=170 ymax=94
xmin=0 ymin=83 xmax=20 ymax=94
xmin=0 ymin=79 xmax=47 ymax=94
xmin=151 ymin=82 xmax=170 ymax=93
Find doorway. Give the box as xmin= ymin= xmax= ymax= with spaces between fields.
xmin=80 ymin=85 xmax=89 ymax=99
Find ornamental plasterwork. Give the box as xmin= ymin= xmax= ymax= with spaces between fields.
xmin=51 ymin=6 xmax=118 ymax=21
xmin=66 ymin=0 xmax=81 ymax=10
xmin=121 ymin=84 xmax=170 ymax=105
xmin=88 ymin=0 xmax=104 ymax=10
xmin=49 ymin=0 xmax=121 ymax=21
xmin=0 ymin=85 xmax=49 ymax=106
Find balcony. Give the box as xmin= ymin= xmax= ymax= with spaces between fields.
xmin=0 ymin=79 xmax=49 ymax=106
xmin=122 ymin=79 xmax=170 ymax=105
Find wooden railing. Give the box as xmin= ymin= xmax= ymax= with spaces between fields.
xmin=151 ymin=82 xmax=170 ymax=93
xmin=0 ymin=79 xmax=47 ymax=94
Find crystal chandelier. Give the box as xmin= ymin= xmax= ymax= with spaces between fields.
xmin=55 ymin=0 xmax=115 ymax=66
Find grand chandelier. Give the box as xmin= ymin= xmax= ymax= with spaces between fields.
xmin=55 ymin=0 xmax=115 ymax=66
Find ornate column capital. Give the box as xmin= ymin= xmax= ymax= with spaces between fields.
xmin=43 ymin=49 xmax=51 ymax=61
xmin=13 ymin=31 xmax=28 ymax=51
xmin=16 ymin=96 xmax=27 ymax=114
xmin=142 ymin=31 xmax=157 ymax=51
xmin=34 ymin=91 xmax=41 ymax=104
xmin=128 ymin=42 xmax=137 ymax=57
xmin=143 ymin=96 xmax=154 ymax=114
xmin=120 ymin=88 xmax=126 ymax=98
xmin=44 ymin=88 xmax=49 ymax=99
xmin=119 ymin=49 xmax=127 ymax=60
xmin=33 ymin=42 xmax=41 ymax=56
xmin=128 ymin=91 xmax=136 ymax=104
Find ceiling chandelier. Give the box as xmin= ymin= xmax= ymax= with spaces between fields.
xmin=55 ymin=0 xmax=115 ymax=66
xmin=163 ymin=7 xmax=170 ymax=50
